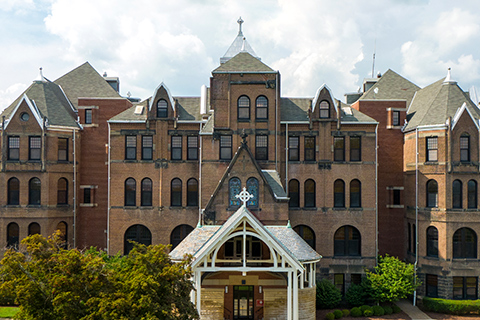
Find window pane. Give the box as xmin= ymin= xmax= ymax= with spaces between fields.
xmin=289 ymin=137 xmax=299 ymax=161
xmin=187 ymin=136 xmax=198 ymax=160
xmin=58 ymin=138 xmax=68 ymax=161
xmin=85 ymin=109 xmax=92 ymax=124
xmin=305 ymin=136 xmax=315 ymax=161
xmin=29 ymin=178 xmax=41 ymax=205
xmin=350 ymin=136 xmax=361 ymax=161
xmin=8 ymin=137 xmax=19 ymax=160
xmin=171 ymin=136 xmax=182 ymax=160
xmin=125 ymin=178 xmax=136 ymax=206
xmin=256 ymin=96 xmax=268 ymax=119
xmin=126 ymin=136 xmax=136 ymax=160
xmin=334 ymin=137 xmax=345 ymax=161
xmin=427 ymin=137 xmax=438 ymax=161
xmin=229 ymin=178 xmax=241 ymax=207
xmin=460 ymin=136 xmax=470 ymax=162
xmin=187 ymin=179 xmax=198 ymax=206
xmin=319 ymin=101 xmax=329 ymax=118
xmin=142 ymin=136 xmax=153 ymax=160
xmin=289 ymin=180 xmax=299 ymax=208
xmin=157 ymin=99 xmax=168 ymax=117
xmin=220 ymin=136 xmax=232 ymax=160
xmin=171 ymin=178 xmax=182 ymax=206
xmin=8 ymin=178 xmax=19 ymax=205
xmin=238 ymin=96 xmax=250 ymax=120
xmin=468 ymin=180 xmax=477 ymax=209
xmin=141 ymin=179 xmax=152 ymax=206
xmin=29 ymin=137 xmax=41 ymax=160
xmin=255 ymin=135 xmax=268 ymax=160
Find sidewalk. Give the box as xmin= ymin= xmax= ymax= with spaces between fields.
xmin=396 ymin=299 xmax=432 ymax=320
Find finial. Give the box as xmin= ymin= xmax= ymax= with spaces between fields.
xmin=103 ymin=71 xmax=107 ymax=77
xmin=240 ymin=129 xmax=248 ymax=145
xmin=235 ymin=187 xmax=254 ymax=207
xmin=241 ymin=37 xmax=246 ymax=51
xmin=237 ymin=17 xmax=244 ymax=35
xmin=34 ymin=67 xmax=46 ymax=82
xmin=286 ymin=220 xmax=292 ymax=228
xmin=444 ymin=67 xmax=456 ymax=84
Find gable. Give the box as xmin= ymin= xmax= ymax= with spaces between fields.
xmin=311 ymin=85 xmax=338 ymax=120
xmin=4 ymin=95 xmax=43 ymax=131
xmin=149 ymin=83 xmax=176 ymax=118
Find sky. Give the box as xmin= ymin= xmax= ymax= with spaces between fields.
xmin=2 ymin=0 xmax=480 ymax=111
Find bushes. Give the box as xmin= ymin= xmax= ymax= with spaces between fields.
xmin=341 ymin=309 xmax=350 ymax=317
xmin=345 ymin=283 xmax=369 ymax=307
xmin=392 ymin=304 xmax=402 ymax=313
xmin=350 ymin=307 xmax=362 ymax=317
xmin=384 ymin=305 xmax=393 ymax=315
xmin=316 ymin=279 xmax=342 ymax=309
xmin=363 ymin=308 xmax=374 ymax=316
xmin=372 ymin=305 xmax=385 ymax=316
xmin=325 ymin=312 xmax=335 ymax=320
xmin=422 ymin=297 xmax=480 ymax=315
xmin=333 ymin=309 xmax=343 ymax=319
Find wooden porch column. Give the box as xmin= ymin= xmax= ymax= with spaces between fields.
xmin=287 ymin=270 xmax=292 ymax=320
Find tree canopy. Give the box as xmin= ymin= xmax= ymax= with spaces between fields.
xmin=0 ymin=232 xmax=198 ymax=320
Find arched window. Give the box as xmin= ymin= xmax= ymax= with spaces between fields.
xmin=28 ymin=222 xmax=41 ymax=235
xmin=460 ymin=134 xmax=470 ymax=162
xmin=29 ymin=177 xmax=41 ymax=205
xmin=56 ymin=221 xmax=68 ymax=248
xmin=7 ymin=223 xmax=19 ymax=248
xmin=187 ymin=178 xmax=198 ymax=207
xmin=304 ymin=179 xmax=315 ymax=208
xmin=453 ymin=180 xmax=462 ymax=209
xmin=141 ymin=178 xmax=152 ymax=206
xmin=124 ymin=224 xmax=152 ymax=254
xmin=171 ymin=178 xmax=182 ymax=207
xmin=350 ymin=179 xmax=361 ymax=208
xmin=57 ymin=178 xmax=68 ymax=205
xmin=288 ymin=179 xmax=300 ymax=208
xmin=427 ymin=180 xmax=438 ymax=208
xmin=237 ymin=95 xmax=250 ymax=120
xmin=468 ymin=180 xmax=477 ymax=209
xmin=334 ymin=225 xmax=361 ymax=256
xmin=319 ymin=100 xmax=330 ymax=118
xmin=247 ymin=177 xmax=259 ymax=208
xmin=255 ymin=96 xmax=268 ymax=120
xmin=170 ymin=224 xmax=194 ymax=250
xmin=334 ymin=180 xmax=345 ymax=208
xmin=426 ymin=226 xmax=438 ymax=257
xmin=229 ymin=177 xmax=241 ymax=207
xmin=294 ymin=225 xmax=315 ymax=249
xmin=7 ymin=177 xmax=19 ymax=205
xmin=124 ymin=178 xmax=136 ymax=206
xmin=156 ymin=99 xmax=168 ymax=118
xmin=453 ymin=227 xmax=477 ymax=259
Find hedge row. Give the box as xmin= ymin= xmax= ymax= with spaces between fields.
xmin=422 ymin=297 xmax=480 ymax=315
xmin=325 ymin=304 xmax=401 ymax=319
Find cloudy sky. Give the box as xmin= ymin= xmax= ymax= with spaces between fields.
xmin=2 ymin=0 xmax=480 ymax=111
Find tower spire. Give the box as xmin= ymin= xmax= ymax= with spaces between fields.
xmin=237 ymin=17 xmax=244 ymax=35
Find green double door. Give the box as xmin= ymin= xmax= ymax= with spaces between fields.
xmin=233 ymin=285 xmax=254 ymax=320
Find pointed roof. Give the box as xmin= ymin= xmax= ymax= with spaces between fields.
xmin=359 ymin=69 xmax=420 ymax=105
xmin=170 ymin=205 xmax=321 ymax=265
xmin=404 ymin=75 xmax=480 ymax=131
xmin=213 ymin=52 xmax=274 ymax=73
xmin=54 ymin=62 xmax=121 ymax=110
xmin=220 ymin=17 xmax=260 ymax=64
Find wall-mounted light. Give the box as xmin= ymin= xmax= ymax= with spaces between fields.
xmin=225 ymin=286 xmax=228 ymax=294
xmin=259 ymin=286 xmax=262 ymax=294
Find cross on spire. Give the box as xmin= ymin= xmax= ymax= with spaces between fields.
xmin=235 ymin=187 xmax=253 ymax=206
xmin=237 ymin=17 xmax=244 ymax=35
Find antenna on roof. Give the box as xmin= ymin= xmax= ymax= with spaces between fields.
xmin=371 ymin=39 xmax=376 ymax=78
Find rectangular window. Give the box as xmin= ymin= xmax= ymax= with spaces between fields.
xmin=393 ymin=189 xmax=401 ymax=205
xmin=426 ymin=274 xmax=438 ymax=298
xmin=142 ymin=136 xmax=153 ymax=160
xmin=58 ymin=138 xmax=68 ymax=161
xmin=8 ymin=136 xmax=19 ymax=160
xmin=85 ymin=109 xmax=92 ymax=124
xmin=350 ymin=136 xmax=361 ymax=161
xmin=304 ymin=136 xmax=315 ymax=161
xmin=289 ymin=136 xmax=299 ymax=161
xmin=351 ymin=274 xmax=362 ymax=285
xmin=460 ymin=136 xmax=470 ymax=162
xmin=220 ymin=135 xmax=232 ymax=160
xmin=392 ymin=111 xmax=400 ymax=126
xmin=84 ymin=188 xmax=91 ymax=204
xmin=171 ymin=136 xmax=182 ymax=160
xmin=255 ymin=135 xmax=268 ymax=160
xmin=426 ymin=137 xmax=438 ymax=162
xmin=29 ymin=136 xmax=41 ymax=160
xmin=187 ymin=136 xmax=198 ymax=160
xmin=125 ymin=136 xmax=136 ymax=160
xmin=453 ymin=277 xmax=478 ymax=300
xmin=334 ymin=136 xmax=345 ymax=161
xmin=334 ymin=274 xmax=345 ymax=295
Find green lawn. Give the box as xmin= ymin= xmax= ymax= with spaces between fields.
xmin=0 ymin=306 xmax=19 ymax=318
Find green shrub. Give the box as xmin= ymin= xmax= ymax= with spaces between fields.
xmin=316 ymin=279 xmax=342 ymax=309
xmin=422 ymin=297 xmax=480 ymax=315
xmin=325 ymin=312 xmax=335 ymax=320
xmin=350 ymin=307 xmax=362 ymax=317
xmin=392 ymin=304 xmax=401 ymax=313
xmin=372 ymin=305 xmax=385 ymax=316
xmin=342 ymin=309 xmax=350 ymax=317
xmin=360 ymin=305 xmax=371 ymax=312
xmin=345 ymin=283 xmax=368 ymax=307
xmin=383 ymin=305 xmax=393 ymax=315
xmin=363 ymin=308 xmax=374 ymax=316
xmin=333 ymin=309 xmax=343 ymax=319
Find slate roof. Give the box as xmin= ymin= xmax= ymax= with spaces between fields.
xmin=360 ymin=69 xmax=420 ymax=106
xmin=340 ymin=102 xmax=377 ymax=123
xmin=54 ymin=62 xmax=121 ymax=110
xmin=280 ymin=98 xmax=311 ymax=121
xmin=170 ymin=205 xmax=321 ymax=263
xmin=405 ymin=78 xmax=480 ymax=131
xmin=213 ymin=52 xmax=274 ymax=73
xmin=109 ymin=104 xmax=147 ymax=122
xmin=262 ymin=170 xmax=288 ymax=199
xmin=2 ymin=80 xmax=79 ymax=128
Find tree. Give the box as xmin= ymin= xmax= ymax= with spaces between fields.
xmin=365 ymin=254 xmax=419 ymax=304
xmin=0 ymin=232 xmax=198 ymax=320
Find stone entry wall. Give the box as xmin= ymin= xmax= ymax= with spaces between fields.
xmin=299 ymin=287 xmax=316 ymax=320
xmin=201 ymin=288 xmax=224 ymax=320
xmin=264 ymin=288 xmax=287 ymax=320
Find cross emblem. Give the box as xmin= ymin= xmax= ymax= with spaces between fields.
xmin=235 ymin=187 xmax=254 ymax=206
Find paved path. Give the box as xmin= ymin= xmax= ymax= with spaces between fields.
xmin=396 ymin=299 xmax=432 ymax=319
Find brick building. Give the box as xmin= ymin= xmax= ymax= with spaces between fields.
xmin=1 ymin=18 xmax=479 ymax=315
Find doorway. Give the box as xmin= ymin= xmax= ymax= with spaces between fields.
xmin=233 ymin=285 xmax=254 ymax=320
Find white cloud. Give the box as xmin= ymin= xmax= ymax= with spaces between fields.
xmin=0 ymin=83 xmax=27 ymax=112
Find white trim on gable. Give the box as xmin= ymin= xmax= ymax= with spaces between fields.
xmin=452 ymin=102 xmax=480 ymax=130
xmin=149 ymin=82 xmax=176 ymax=113
xmin=4 ymin=94 xmax=44 ymax=130
xmin=312 ymin=84 xmax=338 ymax=115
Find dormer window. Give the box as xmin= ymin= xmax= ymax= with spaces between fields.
xmin=238 ymin=96 xmax=250 ymax=121
xmin=319 ymin=100 xmax=330 ymax=118
xmin=157 ymin=99 xmax=168 ymax=118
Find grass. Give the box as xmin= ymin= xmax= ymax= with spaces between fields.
xmin=0 ymin=306 xmax=19 ymax=318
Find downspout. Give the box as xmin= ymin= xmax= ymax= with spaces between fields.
xmin=42 ymin=117 xmax=46 ymax=172
xmin=285 ymin=123 xmax=289 ymax=194
xmin=2 ymin=116 xmax=5 ymax=172
xmin=107 ymin=123 xmax=111 ymax=254
xmin=198 ymin=123 xmax=203 ymax=227
xmin=413 ymin=127 xmax=419 ymax=306
xmin=275 ymin=71 xmax=279 ymax=172
xmin=375 ymin=123 xmax=379 ymax=265
xmin=73 ymin=129 xmax=77 ymax=248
